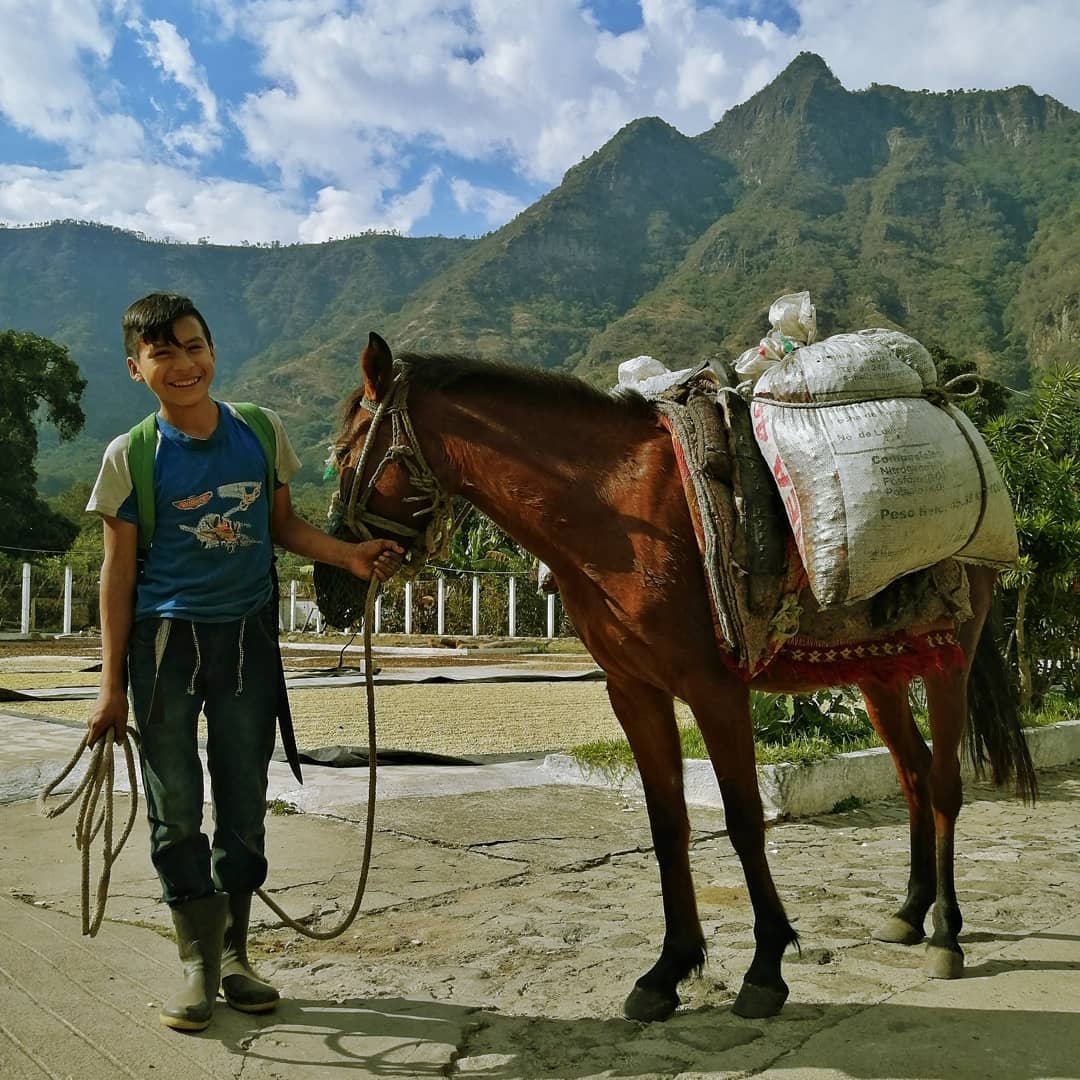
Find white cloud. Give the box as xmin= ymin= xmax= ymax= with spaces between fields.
xmin=595 ymin=28 xmax=650 ymax=83
xmin=450 ymin=178 xmax=526 ymax=228
xmin=3 ymin=1 xmax=1080 ymax=244
xmin=791 ymin=0 xmax=1080 ymax=103
xmin=0 ymin=0 xmax=143 ymax=157
xmin=0 ymin=159 xmax=300 ymax=243
xmin=298 ymin=167 xmax=442 ymax=242
xmin=141 ymin=19 xmax=223 ymax=156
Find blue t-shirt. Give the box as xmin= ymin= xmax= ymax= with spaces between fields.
xmin=110 ymin=406 xmax=283 ymax=622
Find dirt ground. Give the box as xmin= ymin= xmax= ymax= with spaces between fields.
xmin=0 ymin=637 xmax=633 ymax=758
xmin=5 ymin=638 xmax=1080 ymax=1077
xmin=4 ymin=761 xmax=1080 ymax=1078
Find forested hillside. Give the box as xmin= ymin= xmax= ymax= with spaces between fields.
xmin=3 ymin=52 xmax=1077 ymax=494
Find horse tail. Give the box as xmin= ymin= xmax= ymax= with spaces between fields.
xmin=964 ymin=616 xmax=1038 ymax=803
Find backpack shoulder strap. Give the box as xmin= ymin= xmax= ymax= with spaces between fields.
xmin=127 ymin=412 xmax=159 ymax=554
xmin=229 ymin=403 xmax=278 ymax=536
xmin=229 ymin=402 xmax=277 ymax=490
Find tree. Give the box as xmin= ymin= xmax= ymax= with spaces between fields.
xmin=983 ymin=366 xmax=1080 ymax=709
xmin=0 ymin=330 xmax=86 ymax=553
xmin=445 ymin=504 xmax=535 ymax=574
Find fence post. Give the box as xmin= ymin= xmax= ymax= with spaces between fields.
xmin=508 ymin=575 xmax=516 ymax=637
xmin=547 ymin=593 xmax=555 ymax=639
xmin=404 ymin=581 xmax=413 ymax=635
xmin=289 ymin=579 xmax=297 ymax=632
xmin=471 ymin=574 xmax=480 ymax=636
xmin=374 ymin=594 xmax=382 ymax=634
xmin=63 ymin=565 xmax=74 ymax=634
xmin=315 ymin=607 xmax=323 ymax=634
xmin=21 ymin=563 xmax=31 ymax=634
xmin=437 ymin=576 xmax=446 ymax=636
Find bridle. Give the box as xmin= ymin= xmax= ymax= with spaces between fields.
xmin=328 ymin=360 xmax=457 ymax=576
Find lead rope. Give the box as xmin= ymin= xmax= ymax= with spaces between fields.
xmin=37 ymin=729 xmax=139 ymax=937
xmin=38 ymin=582 xmax=382 ymax=942
xmin=253 ymin=581 xmax=381 ymax=938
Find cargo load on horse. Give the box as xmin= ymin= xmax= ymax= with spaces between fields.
xmin=617 ymin=294 xmax=1019 ymax=681
xmin=740 ymin=293 xmax=1018 ymax=605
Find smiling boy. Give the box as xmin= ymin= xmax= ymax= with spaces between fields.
xmin=86 ymin=293 xmax=402 ymax=1032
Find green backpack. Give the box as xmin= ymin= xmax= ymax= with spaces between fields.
xmin=127 ymin=402 xmax=277 ymax=553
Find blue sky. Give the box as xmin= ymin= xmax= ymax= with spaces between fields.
xmin=1 ymin=0 xmax=1077 ymax=245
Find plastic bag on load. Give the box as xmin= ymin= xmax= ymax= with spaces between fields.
xmin=616 ymin=354 xmax=702 ymax=398
xmin=769 ymin=291 xmax=817 ymax=343
xmin=618 ymin=355 xmax=668 ymax=385
xmin=734 ymin=291 xmax=817 ymax=383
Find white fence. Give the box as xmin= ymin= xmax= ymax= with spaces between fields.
xmin=6 ymin=562 xmax=566 ymax=639
xmin=283 ymin=573 xmax=565 ymax=638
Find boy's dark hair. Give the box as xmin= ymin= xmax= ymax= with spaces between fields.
xmin=122 ymin=293 xmax=213 ymax=359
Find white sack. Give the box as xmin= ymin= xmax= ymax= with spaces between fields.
xmin=617 ymin=354 xmax=698 ymax=397
xmin=751 ymin=329 xmax=1018 ymax=605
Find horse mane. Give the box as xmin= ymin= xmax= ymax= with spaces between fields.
xmin=342 ymin=350 xmax=656 ymax=426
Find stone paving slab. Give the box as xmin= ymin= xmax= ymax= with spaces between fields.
xmin=1 ymin=765 xmax=1079 ymax=1079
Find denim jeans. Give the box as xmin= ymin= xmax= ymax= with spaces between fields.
xmin=129 ymin=601 xmax=278 ymax=907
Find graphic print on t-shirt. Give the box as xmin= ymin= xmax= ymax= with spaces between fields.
xmin=178 ymin=480 xmax=263 ymax=552
xmin=173 ymin=491 xmax=212 ymax=511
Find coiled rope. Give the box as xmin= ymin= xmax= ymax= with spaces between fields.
xmin=37 ymin=729 xmax=139 ymax=937
xmin=39 ymin=582 xmax=382 ymax=941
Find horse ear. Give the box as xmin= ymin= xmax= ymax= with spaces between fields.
xmin=361 ymin=331 xmax=394 ymax=402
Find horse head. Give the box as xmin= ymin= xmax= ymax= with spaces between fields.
xmin=314 ymin=333 xmax=458 ymax=627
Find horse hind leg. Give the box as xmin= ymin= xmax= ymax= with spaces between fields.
xmin=605 ymin=677 xmax=706 ymax=1023
xmin=689 ymin=675 xmax=798 ymax=1018
xmin=921 ymin=666 xmax=968 ymax=980
xmin=859 ymin=678 xmax=935 ymax=945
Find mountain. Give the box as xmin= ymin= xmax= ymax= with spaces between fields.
xmin=579 ymin=54 xmax=1080 ymax=383
xmin=0 ymin=224 xmax=471 ymax=486
xmin=3 ymin=53 xmax=1078 ymax=497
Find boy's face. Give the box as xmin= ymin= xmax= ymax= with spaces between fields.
xmin=127 ymin=314 xmax=216 ymax=411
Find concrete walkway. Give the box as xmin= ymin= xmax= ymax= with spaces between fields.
xmin=2 ymin=708 xmax=1079 ymax=1079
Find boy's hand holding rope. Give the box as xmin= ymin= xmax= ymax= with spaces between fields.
xmin=38 ymin=583 xmax=382 ymax=942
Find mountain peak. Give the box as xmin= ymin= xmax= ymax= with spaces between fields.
xmin=696 ymin=52 xmax=871 ymax=184
xmin=772 ymin=51 xmax=841 ymax=89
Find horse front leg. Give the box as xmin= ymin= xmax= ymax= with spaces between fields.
xmin=921 ymin=667 xmax=968 ymax=979
xmin=605 ymin=676 xmax=705 ymax=1023
xmin=859 ymin=679 xmax=936 ymax=945
xmin=689 ymin=675 xmax=798 ymax=1018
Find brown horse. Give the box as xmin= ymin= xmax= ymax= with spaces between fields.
xmin=328 ymin=332 xmax=1036 ymax=1022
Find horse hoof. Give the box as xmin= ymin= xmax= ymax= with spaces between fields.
xmin=874 ymin=916 xmax=925 ymax=945
xmin=623 ymin=984 xmax=679 ymax=1023
xmin=926 ymin=945 xmax=964 ymax=980
xmin=732 ymin=980 xmax=788 ymax=1019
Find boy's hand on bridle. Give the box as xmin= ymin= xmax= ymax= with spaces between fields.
xmin=349 ymin=538 xmax=405 ymax=582
xmin=87 ymin=688 xmax=129 ymax=746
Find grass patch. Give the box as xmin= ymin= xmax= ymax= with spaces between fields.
xmin=566 ymin=689 xmax=1076 ymax=775
xmin=1022 ymin=692 xmax=1078 ymax=728
xmin=830 ymin=795 xmax=864 ymax=814
xmin=267 ymin=798 xmax=300 ymax=816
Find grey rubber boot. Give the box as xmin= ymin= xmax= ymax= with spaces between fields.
xmin=220 ymin=892 xmax=279 ymax=1013
xmin=160 ymin=892 xmax=228 ymax=1031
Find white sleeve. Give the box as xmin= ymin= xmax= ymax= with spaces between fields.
xmin=86 ymin=434 xmax=134 ymax=518
xmin=259 ymin=407 xmax=303 ymax=485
